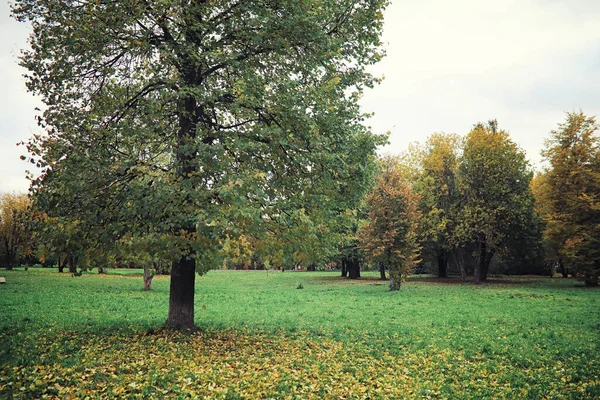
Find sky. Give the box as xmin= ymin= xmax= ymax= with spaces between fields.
xmin=1 ymin=0 xmax=600 ymax=193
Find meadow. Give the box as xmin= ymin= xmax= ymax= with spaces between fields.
xmin=0 ymin=268 xmax=598 ymax=399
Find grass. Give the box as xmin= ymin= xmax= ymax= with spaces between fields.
xmin=1 ymin=268 xmax=599 ymax=399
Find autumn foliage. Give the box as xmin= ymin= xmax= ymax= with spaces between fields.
xmin=540 ymin=112 xmax=600 ymax=286
xmin=358 ymin=158 xmax=421 ymax=290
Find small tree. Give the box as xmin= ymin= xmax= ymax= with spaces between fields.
xmin=358 ymin=158 xmax=421 ymax=290
xmin=0 ymin=193 xmax=32 ymax=270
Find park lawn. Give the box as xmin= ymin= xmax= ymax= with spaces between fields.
xmin=0 ymin=269 xmax=598 ymax=399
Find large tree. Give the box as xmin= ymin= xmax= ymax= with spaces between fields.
xmin=542 ymin=112 xmax=600 ymax=286
xmin=14 ymin=0 xmax=388 ymax=328
xmin=415 ymin=133 xmax=462 ymax=278
xmin=455 ymin=120 xmax=534 ymax=283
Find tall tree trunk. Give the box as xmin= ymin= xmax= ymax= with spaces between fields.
xmin=68 ymin=255 xmax=77 ymax=273
xmin=475 ymin=236 xmax=493 ymax=283
xmin=481 ymin=250 xmax=494 ymax=281
xmin=4 ymin=240 xmax=14 ymax=270
xmin=452 ymin=249 xmax=467 ymax=282
xmin=341 ymin=258 xmax=347 ymax=277
xmin=347 ymin=257 xmax=360 ymax=279
xmin=165 ymin=254 xmax=196 ymax=329
xmin=558 ymin=258 xmax=568 ymax=278
xmin=437 ymin=250 xmax=448 ymax=278
xmin=57 ymin=257 xmax=64 ymax=273
xmin=165 ymin=88 xmax=199 ymax=329
xmin=379 ymin=264 xmax=386 ymax=280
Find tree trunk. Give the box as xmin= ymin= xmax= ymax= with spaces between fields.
xmin=98 ymin=266 xmax=105 ymax=274
xmin=165 ymin=254 xmax=196 ymax=329
xmin=584 ymin=274 xmax=598 ymax=287
xmin=4 ymin=239 xmax=14 ymax=270
xmin=57 ymin=257 xmax=64 ymax=273
xmin=437 ymin=250 xmax=448 ymax=278
xmin=379 ymin=264 xmax=386 ymax=280
xmin=143 ymin=262 xmax=156 ymax=291
xmin=558 ymin=258 xmax=568 ymax=278
xmin=68 ymin=255 xmax=77 ymax=274
xmin=347 ymin=257 xmax=360 ymax=279
xmin=389 ymin=266 xmax=401 ymax=290
xmin=475 ymin=237 xmax=493 ymax=283
xmin=341 ymin=259 xmax=347 ymax=277
xmin=452 ymin=249 xmax=467 ymax=282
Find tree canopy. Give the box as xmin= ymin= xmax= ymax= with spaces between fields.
xmin=541 ymin=111 xmax=600 ymax=286
xmin=13 ymin=0 xmax=389 ymax=328
xmin=358 ymin=157 xmax=421 ymax=290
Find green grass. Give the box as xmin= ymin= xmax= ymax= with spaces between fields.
xmin=1 ymin=268 xmax=599 ymax=398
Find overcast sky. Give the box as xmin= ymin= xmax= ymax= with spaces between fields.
xmin=2 ymin=0 xmax=600 ymax=193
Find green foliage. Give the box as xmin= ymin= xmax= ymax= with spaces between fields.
xmin=1 ymin=269 xmax=599 ymax=398
xmin=13 ymin=0 xmax=389 ymax=325
xmin=541 ymin=111 xmax=600 ymax=285
xmin=455 ymin=121 xmax=537 ymax=282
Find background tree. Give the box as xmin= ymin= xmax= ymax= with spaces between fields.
xmin=531 ymin=171 xmax=563 ymax=275
xmin=542 ymin=112 xmax=600 ymax=286
xmin=414 ymin=133 xmax=462 ymax=278
xmin=455 ymin=120 xmax=534 ymax=283
xmin=358 ymin=158 xmax=421 ymax=290
xmin=0 ymin=193 xmax=32 ymax=270
xmin=14 ymin=0 xmax=388 ymax=328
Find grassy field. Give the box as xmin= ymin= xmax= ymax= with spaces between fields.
xmin=0 ymin=268 xmax=598 ymax=399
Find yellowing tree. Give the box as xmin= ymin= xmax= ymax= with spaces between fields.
xmin=455 ymin=120 xmax=534 ymax=283
xmin=542 ymin=111 xmax=600 ymax=286
xmin=0 ymin=193 xmax=32 ymax=270
xmin=358 ymin=158 xmax=421 ymax=290
xmin=415 ymin=133 xmax=462 ymax=278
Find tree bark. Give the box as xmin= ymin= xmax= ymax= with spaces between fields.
xmin=341 ymin=258 xmax=347 ymax=277
xmin=558 ymin=258 xmax=568 ymax=278
xmin=379 ymin=264 xmax=386 ymax=280
xmin=452 ymin=249 xmax=467 ymax=282
xmin=57 ymin=257 xmax=64 ymax=273
xmin=68 ymin=255 xmax=77 ymax=274
xmin=475 ymin=237 xmax=494 ymax=283
xmin=165 ymin=254 xmax=196 ymax=329
xmin=347 ymin=257 xmax=360 ymax=279
xmin=437 ymin=250 xmax=448 ymax=278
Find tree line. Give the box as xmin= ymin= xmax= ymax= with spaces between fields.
xmin=7 ymin=1 xmax=598 ymax=331
xmin=3 ymin=111 xmax=598 ymax=290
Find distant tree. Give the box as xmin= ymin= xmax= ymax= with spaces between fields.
xmin=542 ymin=112 xmax=600 ymax=286
xmin=414 ymin=133 xmax=462 ymax=278
xmin=455 ymin=120 xmax=534 ymax=283
xmin=14 ymin=0 xmax=388 ymax=328
xmin=0 ymin=193 xmax=32 ymax=270
xmin=358 ymin=158 xmax=421 ymax=290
